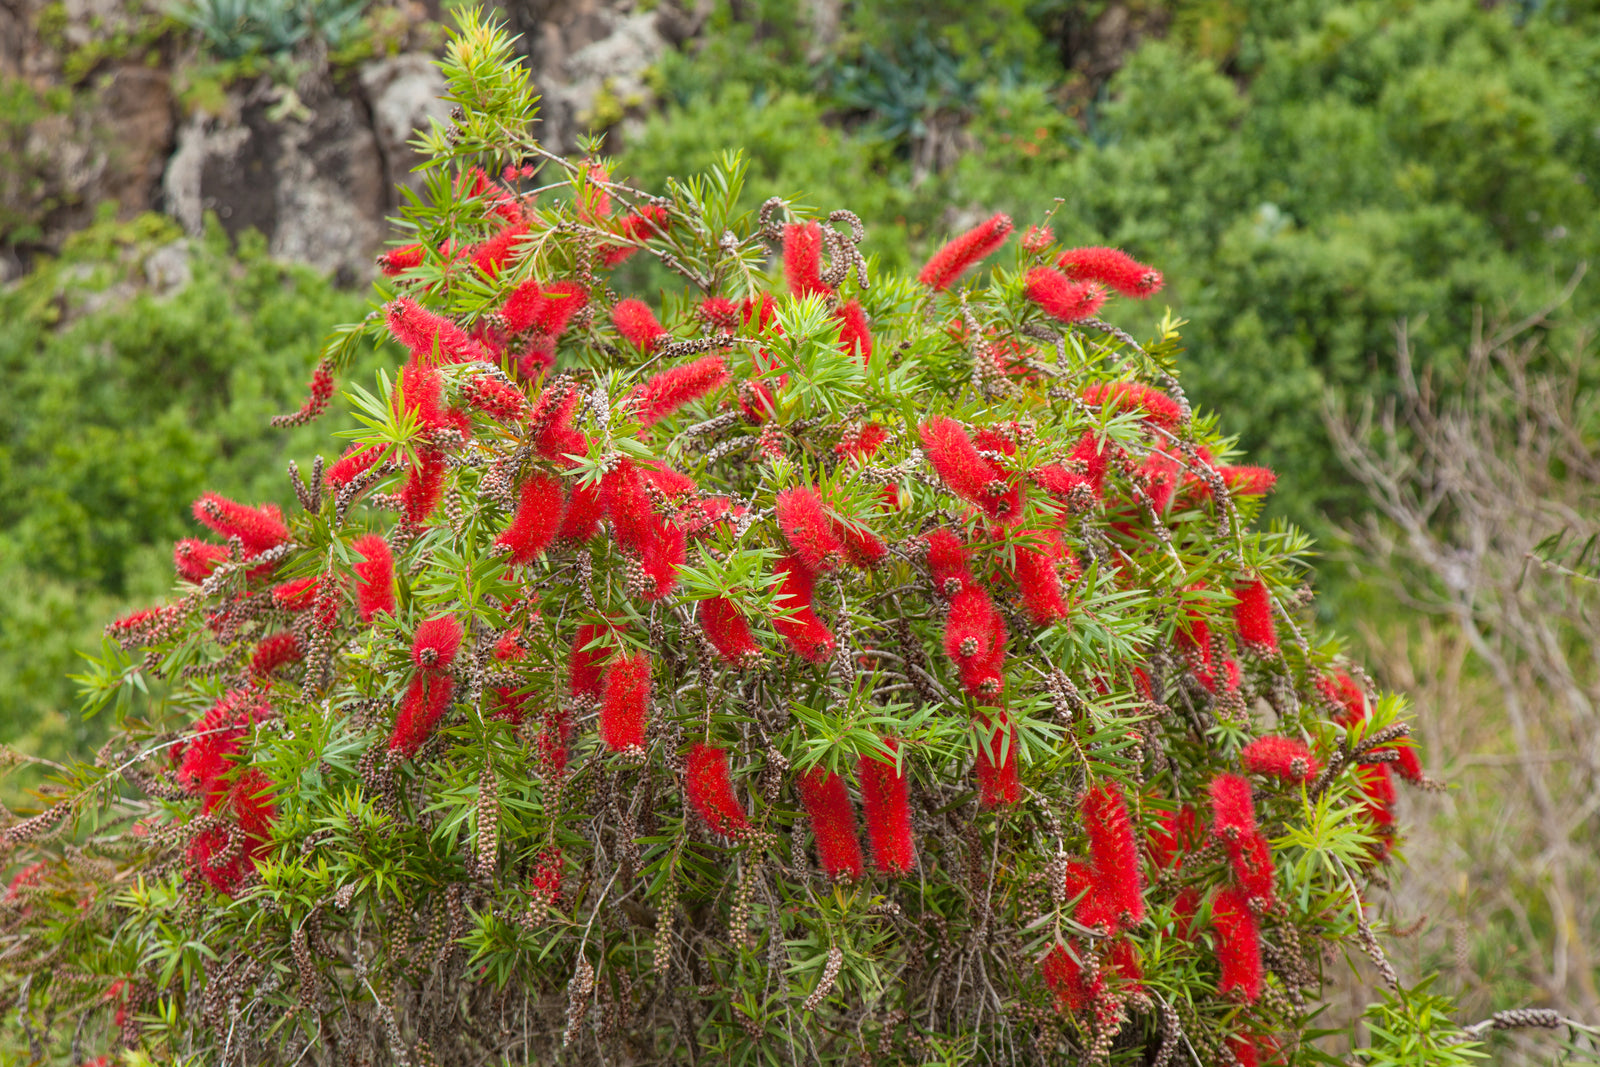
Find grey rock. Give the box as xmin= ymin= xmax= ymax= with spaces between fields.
xmin=143 ymin=239 xmax=192 ymax=294
xmin=359 ymin=53 xmax=452 ymax=201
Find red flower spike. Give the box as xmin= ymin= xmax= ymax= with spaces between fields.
xmin=1318 ymin=671 xmax=1367 ymax=723
xmin=461 ymin=376 xmax=527 ymax=422
xmin=1393 ymin=740 xmax=1425 ymax=784
xmin=924 ymin=528 xmax=974 ymax=595
xmin=943 ymin=586 xmax=1006 ymax=699
xmin=497 ymin=474 xmax=566 ymax=565
xmin=685 ymin=743 xmax=750 ymax=837
xmin=836 ymin=299 xmax=873 ymax=364
xmin=1227 ymin=1035 xmax=1261 ymax=1067
xmin=698 ymin=297 xmax=741 ymax=332
xmin=1021 ymin=224 xmax=1053 ymax=254
xmin=783 ymin=221 xmax=831 ymax=299
xmin=1149 ymin=804 xmax=1199 ymax=869
xmin=389 ymin=670 xmax=456 ymax=757
xmin=1081 ymin=381 xmax=1184 ymax=431
xmin=399 ymin=448 xmax=448 ymax=524
xmin=1230 ymin=828 xmax=1277 ymax=906
xmin=378 ymin=242 xmax=425 ymax=275
xmin=559 ymin=482 xmax=604 ymax=542
xmin=1040 ymin=942 xmax=1101 ymax=1014
xmin=250 ymin=632 xmax=302 ymax=677
xmin=1083 ymin=783 xmax=1145 ymax=927
xmin=795 ymin=766 xmax=865 ymax=882
xmin=1013 ymin=531 xmax=1070 ymax=626
xmin=1241 ymin=736 xmax=1320 ymax=784
xmin=502 ymin=280 xmax=590 ymax=337
xmin=1109 ymin=938 xmax=1144 ymax=988
xmin=859 ymin=737 xmax=916 ymax=875
xmin=919 ymin=417 xmax=1022 ymax=523
xmin=1212 ymin=886 xmax=1263 ymax=1001
xmin=918 ymin=212 xmax=1013 ymax=291
xmin=174 ymin=539 xmax=229 ymax=584
xmin=633 ymin=355 xmax=729 ymax=427
xmin=699 ymin=596 xmax=760 ymax=667
xmin=1359 ymin=763 xmax=1397 ymax=821
xmin=1233 ymin=579 xmax=1279 ymax=651
xmin=832 ymin=513 xmax=888 ymax=569
xmin=385 ymin=297 xmax=488 ymax=364
xmin=613 ymin=298 xmax=668 ymax=351
xmin=776 ymin=487 xmax=844 ymax=573
xmin=470 ymin=222 xmax=529 ymax=277
xmin=836 ymin=422 xmax=888 ymax=463
xmin=1063 ymin=860 xmax=1119 ymax=933
xmin=598 ymin=652 xmax=651 ymax=752
xmin=492 ymin=682 xmax=528 ymax=724
xmin=771 ymin=554 xmax=837 ymax=664
xmin=412 ymin=615 xmax=463 ymax=671
xmin=569 ymin=623 xmax=614 ymax=700
xmin=325 ymin=443 xmax=389 ymax=487
xmin=1222 ymin=465 xmax=1276 ymax=497
xmin=192 ymin=493 xmax=289 ymax=555
xmin=533 ymin=387 xmax=587 ymax=466
xmin=1024 ymin=267 xmax=1107 ymax=323
xmin=975 ymin=712 xmax=1021 ymax=807
xmin=1056 ymin=246 xmax=1164 ymax=298
xmin=1208 ymin=773 xmax=1257 ymax=844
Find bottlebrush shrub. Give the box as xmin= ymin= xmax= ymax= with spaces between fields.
xmin=0 ymin=13 xmax=1443 ymax=1067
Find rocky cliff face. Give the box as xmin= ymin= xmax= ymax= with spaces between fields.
xmin=1 ymin=0 xmax=698 ymax=283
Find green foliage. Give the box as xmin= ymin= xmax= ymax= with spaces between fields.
xmin=169 ymin=0 xmax=370 ymax=58
xmin=2 ymin=13 xmax=1443 ymax=1066
xmin=0 ymin=212 xmax=372 ymax=789
xmin=624 ymin=0 xmax=1600 ymax=533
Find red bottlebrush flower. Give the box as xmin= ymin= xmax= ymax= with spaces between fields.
xmin=272 ymin=576 xmax=321 ymax=611
xmin=944 ymin=586 xmax=1007 ymax=699
xmin=491 ymin=685 xmax=530 ymax=726
xmin=5 ymin=861 xmax=46 ymax=901
xmin=535 ymin=706 xmax=573 ymax=779
xmin=532 ymin=386 xmax=587 ymax=466
xmin=1360 ymin=762 xmax=1397 ymax=816
xmin=1233 ymin=579 xmax=1278 ymax=651
xmin=351 ymin=533 xmax=396 ymax=622
xmin=192 ymin=493 xmax=289 ymax=555
xmin=924 ymin=528 xmax=974 ymax=595
xmin=1040 ymin=942 xmax=1101 ymax=1014
xmin=325 ymin=443 xmax=389 ymax=487
xmin=1226 ymin=1035 xmax=1261 ymax=1067
xmin=1024 ymin=267 xmax=1107 ymax=323
xmin=1083 ymin=783 xmax=1145 ymax=927
xmin=1021 ymin=224 xmax=1054 ymax=254
xmin=633 ymin=355 xmax=729 ymax=427
xmin=470 ymin=222 xmax=529 ymax=277
xmin=1109 ymin=938 xmax=1144 ymax=988
xmin=613 ymin=298 xmax=668 ymax=351
xmin=378 ymin=242 xmax=425 ymax=275
xmin=174 ymin=539 xmax=229 ymax=584
xmin=741 ymin=292 xmax=779 ymax=332
xmin=1318 ymin=671 xmax=1367 ymax=723
xmin=918 ymin=212 xmax=1013 ymax=291
xmin=699 ymin=596 xmax=760 ymax=667
xmin=389 ymin=670 xmax=456 ymax=757
xmin=178 ymin=689 xmax=272 ymax=799
xmin=698 ymin=296 xmax=741 ymax=332
xmin=461 ymin=376 xmax=527 ymax=422
xmin=776 ymin=487 xmax=845 ymax=573
xmin=685 ymin=742 xmax=750 ymax=837
xmin=859 ymin=737 xmax=916 ymax=875
xmin=919 ymin=417 xmax=1023 ymax=523
xmin=493 ymin=625 xmax=525 ymax=661
xmin=600 ymin=459 xmax=670 ymax=560
xmin=412 ymin=615 xmax=463 ymax=671
xmin=832 ymin=512 xmax=887 ymax=569
xmin=559 ymin=481 xmax=603 ymax=541
xmin=783 ymin=221 xmax=831 ymax=298
xmin=1222 ymin=465 xmax=1276 ymax=496
xmin=1242 ymin=736 xmax=1320 ymax=784
xmin=836 ymin=422 xmax=888 ymax=463
xmin=569 ymin=623 xmax=614 ymax=700
xmin=771 ymin=554 xmax=837 ymax=663
xmin=273 ymin=356 xmax=336 ymax=427
xmin=1393 ymin=740 xmax=1425 ymax=784
xmin=497 ymin=474 xmax=566 ymax=565
xmin=385 ymin=297 xmax=489 ymax=364
xmin=601 ymin=204 xmax=671 ymax=264
xmin=1057 ymin=246 xmax=1164 ymax=298
xmin=250 ymin=632 xmax=302 ymax=677
xmin=502 ymin=280 xmax=590 ymax=337
xmin=836 ymin=300 xmax=872 ymax=363
xmin=1230 ymin=828 xmax=1277 ymax=905
xmin=975 ymin=712 xmax=1021 ymax=807
xmin=1082 ymin=381 xmax=1183 ymax=431
xmin=796 ymin=766 xmax=865 ymax=882
xmin=1149 ymin=804 xmax=1199 ymax=869
xmin=1012 ymin=529 xmax=1070 ymax=626
xmin=1212 ymin=886 xmax=1263 ymax=1001
xmin=530 ymin=847 xmax=563 ymax=906
xmin=598 ymin=652 xmax=651 ymax=752
xmin=1209 ymin=773 xmax=1257 ymax=844
xmin=400 ymin=448 xmax=449 ymax=524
